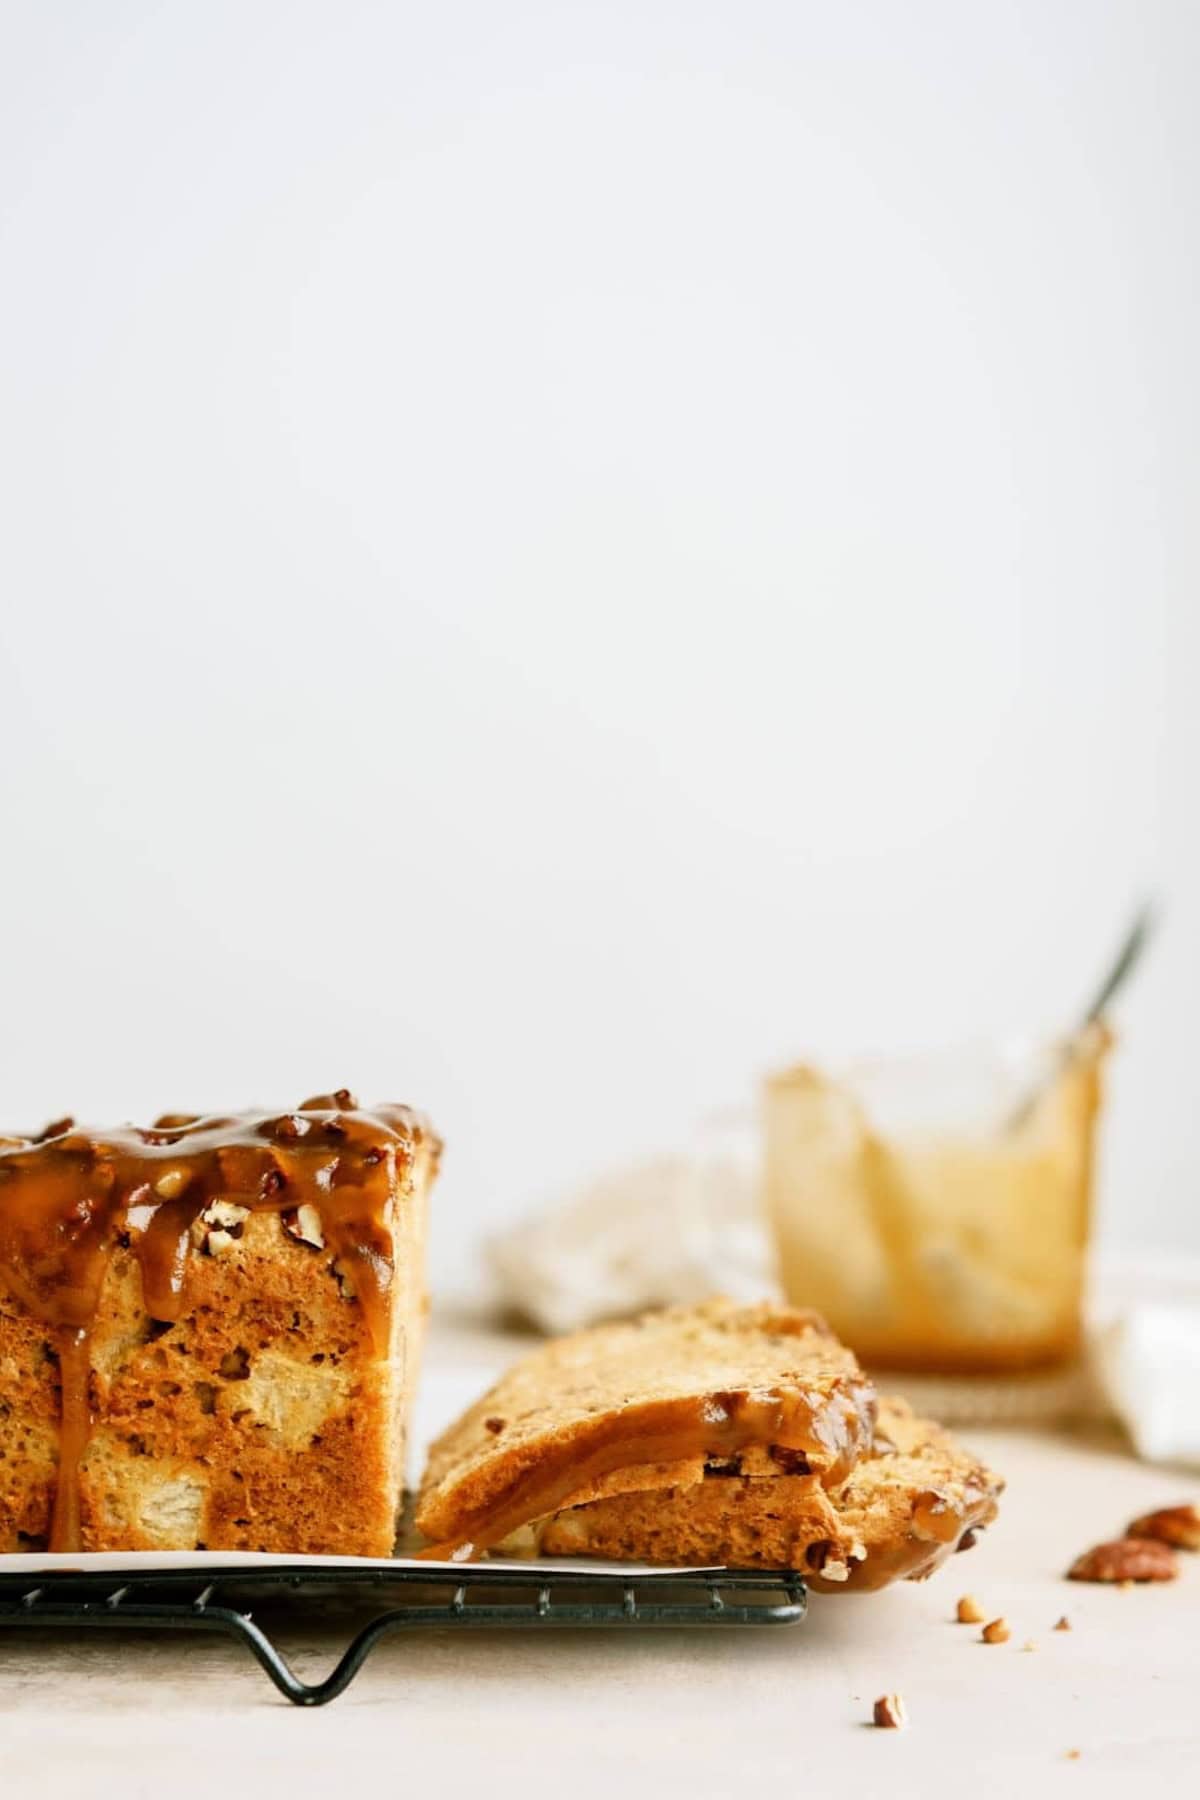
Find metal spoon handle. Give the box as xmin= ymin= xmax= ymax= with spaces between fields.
xmin=1006 ymin=900 xmax=1159 ymax=1131
xmin=1078 ymin=901 xmax=1159 ymax=1028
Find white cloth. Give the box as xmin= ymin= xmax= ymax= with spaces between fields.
xmin=1093 ymin=1303 xmax=1200 ymax=1469
xmin=486 ymin=1150 xmax=776 ymax=1337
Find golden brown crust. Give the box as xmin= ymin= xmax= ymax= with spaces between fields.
xmin=535 ymin=1396 xmax=1002 ymax=1589
xmin=415 ymin=1300 xmax=875 ymax=1551
xmin=0 ymin=1098 xmax=438 ymax=1555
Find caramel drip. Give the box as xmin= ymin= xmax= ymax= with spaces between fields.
xmin=910 ymin=1487 xmax=966 ymax=1546
xmin=319 ymin=1194 xmax=395 ymax=1359
xmin=419 ymin=1381 xmax=876 ymax=1559
xmin=137 ymin=1194 xmax=202 ymax=1321
xmin=0 ymin=1096 xmax=439 ymax=1551
xmin=48 ymin=1331 xmax=93 ymax=1553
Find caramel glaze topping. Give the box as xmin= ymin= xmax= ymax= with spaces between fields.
xmin=0 ymin=1093 xmax=439 ymax=1553
xmin=808 ymin=1479 xmax=1000 ymax=1593
xmin=419 ymin=1381 xmax=876 ymax=1560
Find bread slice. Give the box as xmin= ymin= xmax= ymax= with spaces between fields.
xmin=415 ymin=1300 xmax=875 ymax=1554
xmin=536 ymin=1396 xmax=1001 ymax=1588
xmin=0 ymin=1094 xmax=439 ymax=1556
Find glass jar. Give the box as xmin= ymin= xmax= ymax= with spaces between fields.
xmin=763 ymin=1025 xmax=1110 ymax=1373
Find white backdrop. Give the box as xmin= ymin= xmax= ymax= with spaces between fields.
xmin=1 ymin=1 xmax=1197 ymax=1287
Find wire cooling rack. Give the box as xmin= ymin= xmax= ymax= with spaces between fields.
xmin=0 ymin=1563 xmax=807 ymax=1706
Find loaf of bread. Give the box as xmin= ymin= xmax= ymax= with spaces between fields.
xmin=416 ymin=1303 xmax=1001 ymax=1587
xmin=0 ymin=1093 xmax=439 ymax=1556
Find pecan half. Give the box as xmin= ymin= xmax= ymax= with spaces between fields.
xmin=1125 ymin=1504 xmax=1200 ymax=1551
xmin=1068 ymin=1537 xmax=1179 ymax=1583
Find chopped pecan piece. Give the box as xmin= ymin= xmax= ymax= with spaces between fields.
xmin=153 ymin=1168 xmax=190 ymax=1200
xmin=197 ymin=1198 xmax=250 ymax=1257
xmin=34 ymin=1116 xmax=76 ymax=1142
xmin=872 ymin=1694 xmax=908 ymax=1730
xmin=282 ymin=1204 xmax=325 ymax=1249
xmin=767 ymin=1444 xmax=812 ymax=1476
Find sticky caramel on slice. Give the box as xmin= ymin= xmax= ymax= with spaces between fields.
xmin=415 ymin=1299 xmax=877 ymax=1557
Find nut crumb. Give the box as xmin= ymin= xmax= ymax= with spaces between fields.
xmin=1066 ymin=1749 xmax=1081 ymax=1761
xmin=1022 ymin=1639 xmax=1038 ymax=1652
xmin=956 ymin=1594 xmax=986 ymax=1624
xmin=1054 ymin=1615 xmax=1071 ymax=1631
xmin=981 ymin=1617 xmax=1010 ymax=1644
xmin=872 ymin=1693 xmax=908 ymax=1730
xmin=1069 ymin=1538 xmax=1178 ymax=1584
xmin=1126 ymin=1503 xmax=1200 ymax=1551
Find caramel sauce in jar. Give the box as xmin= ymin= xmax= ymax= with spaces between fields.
xmin=765 ymin=1028 xmax=1110 ymax=1374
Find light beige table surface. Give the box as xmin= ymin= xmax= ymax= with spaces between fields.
xmin=3 ymin=1318 xmax=1196 ymax=1800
